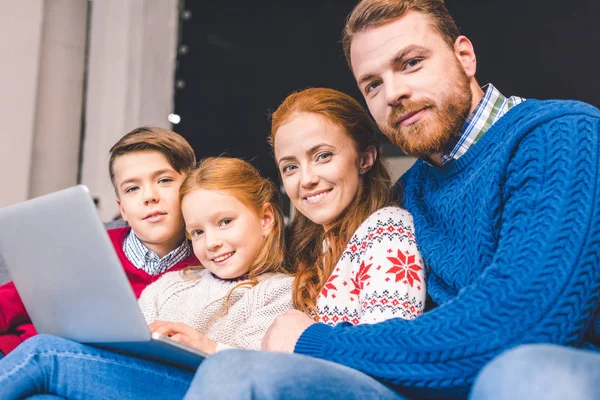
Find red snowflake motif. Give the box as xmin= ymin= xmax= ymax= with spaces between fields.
xmin=386 ymin=250 xmax=422 ymax=287
xmin=387 ymin=225 xmax=395 ymax=232
xmin=350 ymin=244 xmax=358 ymax=253
xmin=350 ymin=261 xmax=372 ymax=296
xmin=351 ymin=318 xmax=360 ymax=325
xmin=361 ymin=241 xmax=367 ymax=249
xmin=376 ymin=227 xmax=384 ymax=234
xmin=397 ymin=227 xmax=405 ymax=234
xmin=321 ymin=275 xmax=338 ymax=297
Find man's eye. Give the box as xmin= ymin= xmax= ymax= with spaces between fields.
xmin=219 ymin=218 xmax=232 ymax=227
xmin=405 ymin=58 xmax=421 ymax=70
xmin=365 ymin=81 xmax=381 ymax=94
xmin=125 ymin=186 xmax=139 ymax=193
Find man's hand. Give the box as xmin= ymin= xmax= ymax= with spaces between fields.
xmin=261 ymin=309 xmax=316 ymax=353
xmin=149 ymin=320 xmax=217 ymax=354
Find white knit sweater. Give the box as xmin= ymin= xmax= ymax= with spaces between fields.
xmin=138 ymin=269 xmax=294 ymax=351
xmin=317 ymin=206 xmax=426 ymax=326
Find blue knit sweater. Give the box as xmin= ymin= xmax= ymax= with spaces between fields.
xmin=294 ymin=99 xmax=600 ymax=399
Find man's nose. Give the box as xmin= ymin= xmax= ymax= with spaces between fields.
xmin=385 ymin=76 xmax=411 ymax=106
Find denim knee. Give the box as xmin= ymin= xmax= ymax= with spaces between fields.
xmin=18 ymin=334 xmax=70 ymax=355
xmin=470 ymin=344 xmax=599 ymax=400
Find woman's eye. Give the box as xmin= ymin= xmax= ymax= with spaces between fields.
xmin=219 ymin=218 xmax=233 ymax=227
xmin=282 ymin=164 xmax=297 ymax=174
xmin=316 ymin=152 xmax=332 ymax=162
xmin=159 ymin=177 xmax=173 ymax=184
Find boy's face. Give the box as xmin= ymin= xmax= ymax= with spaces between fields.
xmin=114 ymin=150 xmax=186 ymax=257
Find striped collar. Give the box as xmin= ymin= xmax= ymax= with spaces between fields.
xmin=123 ymin=230 xmax=192 ymax=276
xmin=440 ymin=84 xmax=526 ymax=165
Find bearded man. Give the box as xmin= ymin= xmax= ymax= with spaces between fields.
xmin=182 ymin=1 xmax=600 ymax=399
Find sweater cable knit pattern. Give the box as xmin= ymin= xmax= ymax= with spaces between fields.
xmin=294 ymin=100 xmax=600 ymax=399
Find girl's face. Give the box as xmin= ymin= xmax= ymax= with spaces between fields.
xmin=182 ymin=189 xmax=273 ymax=279
xmin=274 ymin=112 xmax=374 ymax=228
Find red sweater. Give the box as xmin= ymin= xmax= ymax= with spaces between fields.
xmin=0 ymin=227 xmax=198 ymax=354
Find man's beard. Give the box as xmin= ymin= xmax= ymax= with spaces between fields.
xmin=383 ymin=67 xmax=473 ymax=159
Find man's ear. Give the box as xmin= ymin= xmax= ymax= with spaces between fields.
xmin=454 ymin=35 xmax=477 ymax=78
xmin=260 ymin=203 xmax=275 ymax=237
xmin=358 ymin=145 xmax=377 ymax=174
xmin=116 ymin=197 xmax=128 ymax=222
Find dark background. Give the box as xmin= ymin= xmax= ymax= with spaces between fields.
xmin=173 ymin=0 xmax=600 ymax=185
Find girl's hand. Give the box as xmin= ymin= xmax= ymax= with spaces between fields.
xmin=149 ymin=320 xmax=217 ymax=354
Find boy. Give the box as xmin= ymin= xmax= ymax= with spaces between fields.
xmin=0 ymin=126 xmax=198 ymax=356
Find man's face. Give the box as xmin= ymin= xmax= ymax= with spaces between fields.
xmin=350 ymin=11 xmax=473 ymax=159
xmin=114 ymin=150 xmax=186 ymax=257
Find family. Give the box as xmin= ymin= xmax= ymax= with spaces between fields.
xmin=1 ymin=0 xmax=599 ymax=399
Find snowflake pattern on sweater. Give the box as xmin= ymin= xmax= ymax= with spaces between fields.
xmin=317 ymin=206 xmax=425 ymax=326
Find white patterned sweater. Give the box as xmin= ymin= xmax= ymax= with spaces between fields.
xmin=317 ymin=206 xmax=426 ymax=326
xmin=138 ymin=269 xmax=294 ymax=351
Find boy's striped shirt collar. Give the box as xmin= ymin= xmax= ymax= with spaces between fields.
xmin=123 ymin=230 xmax=191 ymax=276
xmin=440 ymin=84 xmax=526 ymax=165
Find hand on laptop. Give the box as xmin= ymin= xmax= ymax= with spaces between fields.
xmin=149 ymin=321 xmax=217 ymax=355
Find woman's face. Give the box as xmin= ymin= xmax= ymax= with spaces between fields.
xmin=274 ymin=112 xmax=365 ymax=227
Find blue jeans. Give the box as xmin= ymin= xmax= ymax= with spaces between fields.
xmin=0 ymin=334 xmax=194 ymax=400
xmin=184 ymin=349 xmax=407 ymax=400
xmin=470 ymin=344 xmax=600 ymax=400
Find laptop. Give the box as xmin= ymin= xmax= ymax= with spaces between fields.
xmin=0 ymin=185 xmax=207 ymax=370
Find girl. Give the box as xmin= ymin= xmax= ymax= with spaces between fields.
xmin=270 ymin=87 xmax=426 ymax=328
xmin=139 ymin=157 xmax=293 ymax=353
xmin=0 ymin=157 xmax=293 ymax=399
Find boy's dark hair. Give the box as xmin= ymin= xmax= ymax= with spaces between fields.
xmin=108 ymin=126 xmax=196 ymax=195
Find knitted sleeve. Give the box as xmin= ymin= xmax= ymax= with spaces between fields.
xmin=295 ymin=113 xmax=600 ymax=399
xmin=226 ymin=274 xmax=294 ymax=350
xmin=355 ymin=207 xmax=426 ymax=324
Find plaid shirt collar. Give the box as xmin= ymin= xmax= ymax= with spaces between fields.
xmin=123 ymin=230 xmax=191 ymax=276
xmin=440 ymin=83 xmax=526 ymax=165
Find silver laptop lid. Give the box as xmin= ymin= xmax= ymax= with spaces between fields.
xmin=0 ymin=185 xmax=151 ymax=342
